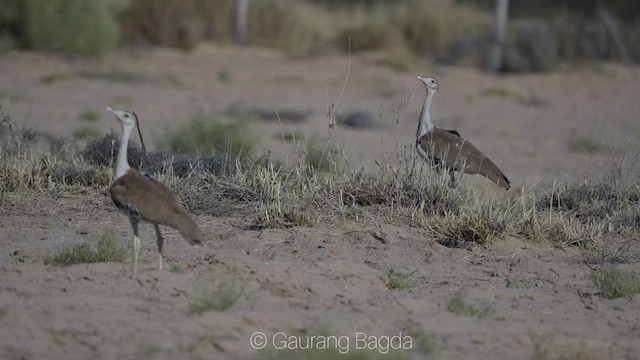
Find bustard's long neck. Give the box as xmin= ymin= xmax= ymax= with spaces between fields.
xmin=416 ymin=88 xmax=435 ymax=139
xmin=115 ymin=123 xmax=133 ymax=179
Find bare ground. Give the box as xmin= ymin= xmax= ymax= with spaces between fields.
xmin=1 ymin=45 xmax=640 ymax=359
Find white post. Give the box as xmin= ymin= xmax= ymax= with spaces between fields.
xmin=490 ymin=0 xmax=509 ymax=72
xmin=236 ymin=0 xmax=250 ymax=46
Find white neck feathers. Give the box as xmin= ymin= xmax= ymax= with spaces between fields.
xmin=115 ymin=123 xmax=133 ymax=179
xmin=416 ymin=88 xmax=435 ymax=139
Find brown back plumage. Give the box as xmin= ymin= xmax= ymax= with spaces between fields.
xmin=109 ymin=169 xmax=203 ymax=244
xmin=418 ymin=129 xmax=511 ymax=189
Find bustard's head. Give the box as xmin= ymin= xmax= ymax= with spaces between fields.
xmin=106 ymin=106 xmax=137 ymax=128
xmin=417 ymin=76 xmax=438 ymax=93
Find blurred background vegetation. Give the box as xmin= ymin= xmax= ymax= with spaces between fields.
xmin=0 ymin=0 xmax=638 ymax=68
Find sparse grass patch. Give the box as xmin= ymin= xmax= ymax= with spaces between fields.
xmin=170 ymin=263 xmax=186 ymax=274
xmin=48 ymin=327 xmax=82 ymax=340
xmin=73 ymin=126 xmax=102 ymax=141
xmin=591 ymin=267 xmax=640 ymax=299
xmin=0 ymin=306 xmax=8 ymax=318
xmin=446 ymin=291 xmax=495 ymax=318
xmin=469 ymin=85 xmax=546 ymax=106
xmin=78 ymin=109 xmax=100 ymax=123
xmin=404 ymin=325 xmax=437 ymax=356
xmin=217 ymin=66 xmax=232 ymax=83
xmin=386 ymin=269 xmax=414 ymax=290
xmin=427 ymin=195 xmax=515 ymax=247
xmin=189 ymin=272 xmax=244 ymax=314
xmin=136 ymin=340 xmax=160 ymax=359
xmin=158 ymin=112 xmax=257 ymax=158
xmin=44 ymin=232 xmax=128 ymax=267
xmin=24 ymin=0 xmax=118 ymax=55
xmin=566 ymin=135 xmax=607 ymax=154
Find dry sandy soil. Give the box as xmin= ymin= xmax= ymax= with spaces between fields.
xmin=1 ymin=45 xmax=640 ymax=359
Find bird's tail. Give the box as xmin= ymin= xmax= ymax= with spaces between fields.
xmin=478 ymin=159 xmax=511 ymax=190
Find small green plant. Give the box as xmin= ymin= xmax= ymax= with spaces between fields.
xmin=189 ymin=272 xmax=244 ymax=314
xmin=170 ymin=264 xmax=186 ymax=274
xmin=0 ymin=306 xmax=8 ymax=318
xmin=159 ymin=113 xmax=256 ymax=158
xmin=217 ymin=66 xmax=232 ymax=83
xmin=404 ymin=325 xmax=437 ymax=356
xmin=136 ymin=340 xmax=160 ymax=358
xmin=73 ymin=126 xmax=102 ymax=140
xmin=48 ymin=327 xmax=82 ymax=340
xmin=566 ymin=135 xmax=607 ymax=154
xmin=591 ymin=267 xmax=640 ymax=299
xmin=505 ymin=277 xmax=527 ymax=288
xmin=446 ymin=291 xmax=495 ymax=318
xmin=386 ymin=269 xmax=413 ymax=290
xmin=44 ymin=233 xmax=128 ymax=267
xmin=78 ymin=109 xmax=100 ymax=123
xmin=533 ymin=339 xmax=551 ymax=360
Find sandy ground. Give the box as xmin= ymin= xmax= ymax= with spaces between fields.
xmin=1 ymin=45 xmax=640 ymax=359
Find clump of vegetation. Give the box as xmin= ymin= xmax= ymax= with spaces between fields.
xmin=386 ymin=269 xmax=414 ymax=290
xmin=158 ymin=113 xmax=257 ymax=158
xmin=24 ymin=0 xmax=119 ymax=55
xmin=566 ymin=135 xmax=608 ymax=154
xmin=446 ymin=291 xmax=495 ymax=318
xmin=78 ymin=109 xmax=100 ymax=123
xmin=591 ymin=267 xmax=640 ymax=299
xmin=44 ymin=233 xmax=128 ymax=267
xmin=189 ymin=272 xmax=244 ymax=314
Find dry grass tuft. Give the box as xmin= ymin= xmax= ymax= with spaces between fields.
xmin=591 ymin=267 xmax=640 ymax=299
xmin=44 ymin=232 xmax=128 ymax=267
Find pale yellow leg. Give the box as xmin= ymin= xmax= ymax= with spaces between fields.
xmin=130 ymin=217 xmax=141 ymax=273
xmin=133 ymin=234 xmax=141 ymax=273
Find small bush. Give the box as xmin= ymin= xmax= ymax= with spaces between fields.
xmin=159 ymin=113 xmax=257 ymax=158
xmin=591 ymin=267 xmax=640 ymax=299
xmin=25 ymin=0 xmax=119 ymax=55
xmin=446 ymin=291 xmax=495 ymax=318
xmin=189 ymin=272 xmax=243 ymax=314
xmin=566 ymin=135 xmax=607 ymax=154
xmin=387 ymin=269 xmax=413 ymax=290
xmin=44 ymin=233 xmax=128 ymax=267
xmin=78 ymin=109 xmax=100 ymax=123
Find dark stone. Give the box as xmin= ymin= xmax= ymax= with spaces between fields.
xmin=339 ymin=111 xmax=376 ymax=128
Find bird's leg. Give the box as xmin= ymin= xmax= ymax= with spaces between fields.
xmin=154 ymin=224 xmax=164 ymax=272
xmin=448 ymin=169 xmax=457 ymax=188
xmin=130 ymin=217 xmax=140 ymax=273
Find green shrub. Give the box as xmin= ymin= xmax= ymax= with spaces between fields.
xmin=44 ymin=233 xmax=128 ymax=267
xmin=159 ymin=113 xmax=256 ymax=158
xmin=446 ymin=291 xmax=495 ymax=318
xmin=591 ymin=267 xmax=640 ymax=299
xmin=25 ymin=0 xmax=119 ymax=55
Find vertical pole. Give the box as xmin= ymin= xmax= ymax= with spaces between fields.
xmin=490 ymin=0 xmax=509 ymax=72
xmin=236 ymin=0 xmax=249 ymax=46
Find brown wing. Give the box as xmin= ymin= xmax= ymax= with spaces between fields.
xmin=418 ymin=130 xmax=511 ymax=189
xmin=109 ymin=170 xmax=203 ymax=244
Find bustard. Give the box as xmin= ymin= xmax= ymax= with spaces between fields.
xmin=415 ymin=76 xmax=511 ymax=189
xmin=107 ymin=107 xmax=203 ymax=273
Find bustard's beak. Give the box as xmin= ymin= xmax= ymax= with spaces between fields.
xmin=417 ymin=75 xmax=426 ymax=81
xmin=106 ymin=106 xmax=115 ymax=114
